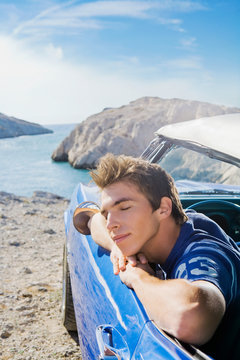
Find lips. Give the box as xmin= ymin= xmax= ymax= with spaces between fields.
xmin=112 ymin=233 xmax=130 ymax=245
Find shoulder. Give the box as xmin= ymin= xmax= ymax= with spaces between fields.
xmin=173 ymin=239 xmax=239 ymax=306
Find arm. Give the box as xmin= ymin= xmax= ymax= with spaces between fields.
xmin=119 ymin=263 xmax=226 ymax=345
xmin=88 ymin=212 xmax=113 ymax=250
xmin=73 ymin=207 xmax=122 ymax=266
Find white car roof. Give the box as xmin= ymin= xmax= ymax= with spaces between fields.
xmin=155 ymin=113 xmax=240 ymax=160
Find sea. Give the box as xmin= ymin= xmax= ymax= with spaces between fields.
xmin=0 ymin=124 xmax=92 ymax=199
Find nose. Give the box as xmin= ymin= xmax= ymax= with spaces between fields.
xmin=106 ymin=212 xmax=119 ymax=231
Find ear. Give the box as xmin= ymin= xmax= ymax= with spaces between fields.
xmin=157 ymin=197 xmax=172 ymax=220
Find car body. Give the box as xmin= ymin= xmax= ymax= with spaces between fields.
xmin=63 ymin=113 xmax=240 ymax=360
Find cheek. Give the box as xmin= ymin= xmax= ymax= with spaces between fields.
xmin=143 ymin=215 xmax=160 ymax=236
xmin=129 ymin=217 xmax=157 ymax=244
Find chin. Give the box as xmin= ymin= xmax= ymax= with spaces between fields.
xmin=123 ymin=249 xmax=139 ymax=258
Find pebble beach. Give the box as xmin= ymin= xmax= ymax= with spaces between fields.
xmin=0 ymin=191 xmax=82 ymax=360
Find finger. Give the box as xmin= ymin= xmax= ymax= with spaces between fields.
xmin=118 ymin=255 xmax=127 ymax=271
xmin=137 ymin=253 xmax=148 ymax=264
xmin=113 ymin=260 xmax=120 ymax=275
xmin=110 ymin=253 xmax=119 ymax=275
xmin=127 ymin=256 xmax=138 ymax=266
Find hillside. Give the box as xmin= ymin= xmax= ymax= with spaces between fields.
xmin=0 ymin=113 xmax=53 ymax=139
xmin=51 ymin=97 xmax=240 ymax=169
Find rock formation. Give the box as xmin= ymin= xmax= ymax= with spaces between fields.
xmin=0 ymin=112 xmax=53 ymax=138
xmin=51 ymin=97 xmax=240 ymax=169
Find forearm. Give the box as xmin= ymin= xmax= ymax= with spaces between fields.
xmin=88 ymin=212 xmax=113 ymax=251
xmin=131 ymin=272 xmax=197 ymax=341
xmin=125 ymin=269 xmax=225 ymax=345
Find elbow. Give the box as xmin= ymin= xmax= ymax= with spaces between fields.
xmin=173 ymin=309 xmax=212 ymax=345
xmin=173 ymin=299 xmax=223 ymax=345
xmin=159 ymin=286 xmax=207 ymax=344
xmin=153 ymin=302 xmax=208 ymax=344
xmin=152 ymin=280 xmax=225 ymax=346
xmin=173 ymin=283 xmax=225 ymax=345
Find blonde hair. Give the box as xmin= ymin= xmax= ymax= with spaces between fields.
xmin=90 ymin=153 xmax=187 ymax=225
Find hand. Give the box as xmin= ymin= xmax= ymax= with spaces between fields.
xmin=110 ymin=244 xmax=148 ymax=275
xmin=110 ymin=243 xmax=127 ymax=275
xmin=119 ymin=262 xmax=155 ymax=288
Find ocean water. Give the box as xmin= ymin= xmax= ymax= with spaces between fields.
xmin=0 ymin=124 xmax=92 ymax=199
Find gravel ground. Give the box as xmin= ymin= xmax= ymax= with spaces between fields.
xmin=0 ymin=191 xmax=82 ymax=360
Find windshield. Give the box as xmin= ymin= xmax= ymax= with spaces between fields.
xmin=157 ymin=146 xmax=240 ymax=195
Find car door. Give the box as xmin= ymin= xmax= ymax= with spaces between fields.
xmin=65 ymin=184 xmax=211 ymax=360
xmin=66 ymin=183 xmax=148 ymax=359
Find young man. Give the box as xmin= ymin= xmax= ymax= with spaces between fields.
xmin=78 ymin=153 xmax=240 ymax=360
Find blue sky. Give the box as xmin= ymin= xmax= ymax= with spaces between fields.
xmin=0 ymin=0 xmax=239 ymax=124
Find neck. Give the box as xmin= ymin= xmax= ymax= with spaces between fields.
xmin=143 ymin=216 xmax=181 ymax=265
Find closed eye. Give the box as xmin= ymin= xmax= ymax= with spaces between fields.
xmin=120 ymin=206 xmax=131 ymax=211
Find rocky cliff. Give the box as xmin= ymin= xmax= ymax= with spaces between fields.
xmin=0 ymin=113 xmax=53 ymax=139
xmin=51 ymin=97 xmax=240 ymax=169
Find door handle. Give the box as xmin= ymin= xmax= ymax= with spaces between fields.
xmin=96 ymin=325 xmax=130 ymax=360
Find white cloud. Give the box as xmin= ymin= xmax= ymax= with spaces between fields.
xmin=12 ymin=0 xmax=77 ymax=35
xmin=163 ymin=0 xmax=207 ymax=12
xmin=180 ymin=36 xmax=197 ymax=49
xmin=0 ymin=34 xmax=238 ymax=126
xmin=158 ymin=18 xmax=182 ymax=25
xmin=45 ymin=43 xmax=63 ymax=60
xmin=12 ymin=0 xmax=207 ymax=37
xmin=164 ymin=56 xmax=202 ymax=69
xmin=157 ymin=17 xmax=184 ymax=32
xmin=69 ymin=1 xmax=155 ymax=18
xmin=12 ymin=1 xmax=153 ymax=36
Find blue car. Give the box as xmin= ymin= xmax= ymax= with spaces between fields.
xmin=62 ymin=113 xmax=240 ymax=360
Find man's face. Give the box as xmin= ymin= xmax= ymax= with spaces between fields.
xmin=101 ymin=181 xmax=161 ymax=257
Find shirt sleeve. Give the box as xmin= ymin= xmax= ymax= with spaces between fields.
xmin=172 ymin=242 xmax=238 ymax=307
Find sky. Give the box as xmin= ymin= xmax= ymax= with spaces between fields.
xmin=0 ymin=0 xmax=239 ymax=125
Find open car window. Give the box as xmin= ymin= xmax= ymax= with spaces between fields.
xmin=157 ymin=146 xmax=240 ymax=194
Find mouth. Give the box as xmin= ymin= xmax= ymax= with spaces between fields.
xmin=112 ymin=233 xmax=130 ymax=245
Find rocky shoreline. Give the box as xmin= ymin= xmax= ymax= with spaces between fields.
xmin=0 ymin=112 xmax=53 ymax=139
xmin=0 ymin=191 xmax=82 ymax=360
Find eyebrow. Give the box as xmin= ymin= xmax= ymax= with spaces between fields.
xmin=100 ymin=197 xmax=132 ymax=216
